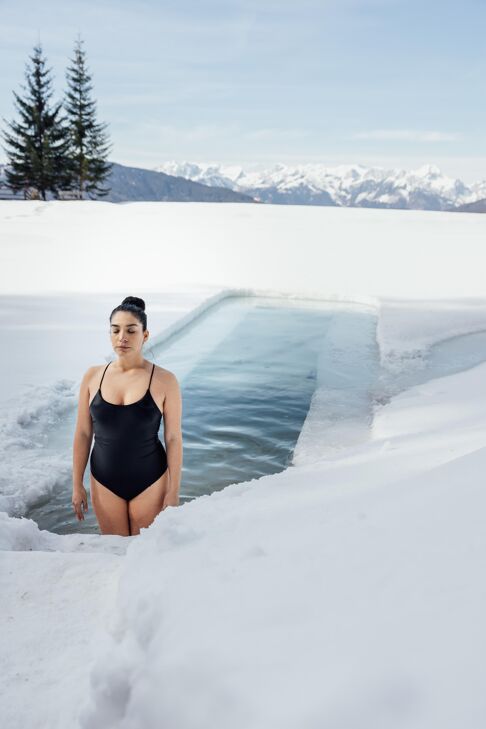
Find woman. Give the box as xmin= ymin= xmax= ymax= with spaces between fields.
xmin=71 ymin=296 xmax=182 ymax=536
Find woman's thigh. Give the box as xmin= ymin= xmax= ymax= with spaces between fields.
xmin=90 ymin=474 xmax=131 ymax=536
xmin=128 ymin=470 xmax=170 ymax=535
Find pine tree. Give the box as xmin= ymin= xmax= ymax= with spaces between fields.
xmin=1 ymin=43 xmax=72 ymax=200
xmin=64 ymin=36 xmax=112 ymax=199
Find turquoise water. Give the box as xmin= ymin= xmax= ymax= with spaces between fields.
xmin=156 ymin=298 xmax=378 ymax=500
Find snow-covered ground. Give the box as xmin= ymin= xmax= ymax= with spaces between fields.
xmin=1 ymin=200 xmax=486 ymax=728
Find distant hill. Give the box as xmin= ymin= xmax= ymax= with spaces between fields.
xmin=452 ymin=198 xmax=486 ymax=213
xmin=105 ymin=162 xmax=256 ymax=203
xmin=0 ymin=161 xmax=257 ymax=204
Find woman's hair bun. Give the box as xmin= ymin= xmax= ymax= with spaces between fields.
xmin=110 ymin=296 xmax=148 ymax=331
xmin=121 ymin=296 xmax=146 ymax=311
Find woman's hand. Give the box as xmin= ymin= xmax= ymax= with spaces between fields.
xmin=72 ymin=484 xmax=89 ymax=521
xmin=162 ymin=487 xmax=180 ymax=510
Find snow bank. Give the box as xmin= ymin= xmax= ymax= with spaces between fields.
xmin=0 ymin=511 xmax=131 ymax=553
xmin=1 ymin=549 xmax=123 ymax=729
xmin=0 ymin=378 xmax=78 ymax=515
xmin=376 ymin=296 xmax=486 ymax=371
xmin=77 ymin=360 xmax=486 ymax=729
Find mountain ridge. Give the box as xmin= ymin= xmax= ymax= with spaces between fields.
xmin=2 ymin=159 xmax=485 ymax=211
xmin=155 ymin=160 xmax=486 ymax=212
xmin=0 ymin=161 xmax=257 ymax=204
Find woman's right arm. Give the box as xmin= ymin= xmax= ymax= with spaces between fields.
xmin=72 ymin=367 xmax=96 ymax=520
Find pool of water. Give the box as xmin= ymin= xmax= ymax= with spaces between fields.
xmin=25 ymin=296 xmax=377 ymax=533
xmin=23 ymin=295 xmax=486 ymax=535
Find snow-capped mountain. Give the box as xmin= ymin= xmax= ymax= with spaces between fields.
xmin=154 ymin=161 xmax=486 ymax=211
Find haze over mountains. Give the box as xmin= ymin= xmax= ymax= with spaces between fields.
xmin=155 ymin=161 xmax=486 ymax=212
xmin=2 ymin=159 xmax=486 ymax=211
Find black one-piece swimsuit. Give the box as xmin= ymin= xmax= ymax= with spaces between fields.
xmin=89 ymin=361 xmax=168 ymax=501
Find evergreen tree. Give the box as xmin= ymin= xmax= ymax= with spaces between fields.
xmin=64 ymin=36 xmax=112 ymax=199
xmin=1 ymin=43 xmax=72 ymax=200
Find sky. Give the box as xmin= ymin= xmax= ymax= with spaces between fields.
xmin=0 ymin=0 xmax=485 ymax=183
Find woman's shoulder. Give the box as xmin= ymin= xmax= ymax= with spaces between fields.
xmin=152 ymin=362 xmax=174 ymax=376
xmin=88 ymin=363 xmax=109 ymax=374
xmin=151 ymin=363 xmax=179 ymax=385
xmin=83 ymin=363 xmax=108 ymax=383
xmin=76 ymin=365 xmax=107 ymax=401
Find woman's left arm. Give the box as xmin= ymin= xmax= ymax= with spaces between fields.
xmin=162 ymin=372 xmax=183 ymax=508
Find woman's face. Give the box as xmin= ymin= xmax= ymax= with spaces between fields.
xmin=110 ymin=312 xmax=148 ymax=355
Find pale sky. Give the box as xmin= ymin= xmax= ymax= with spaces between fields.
xmin=1 ymin=0 xmax=485 ymax=182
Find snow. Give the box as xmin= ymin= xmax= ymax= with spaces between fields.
xmin=1 ymin=200 xmax=486 ymax=728
xmin=376 ymin=297 xmax=486 ymax=370
xmin=1 ymin=550 xmax=123 ymax=729
xmin=1 ymin=200 xmax=486 ymax=299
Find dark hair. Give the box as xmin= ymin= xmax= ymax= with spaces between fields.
xmin=110 ymin=296 xmax=147 ymax=331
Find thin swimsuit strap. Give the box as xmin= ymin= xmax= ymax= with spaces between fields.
xmin=99 ymin=361 xmax=155 ymax=396
xmin=148 ymin=362 xmax=155 ymax=392
xmin=99 ymin=361 xmax=111 ymax=392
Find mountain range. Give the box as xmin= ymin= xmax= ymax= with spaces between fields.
xmin=154 ymin=161 xmax=486 ymax=212
xmin=2 ymin=160 xmax=486 ymax=212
